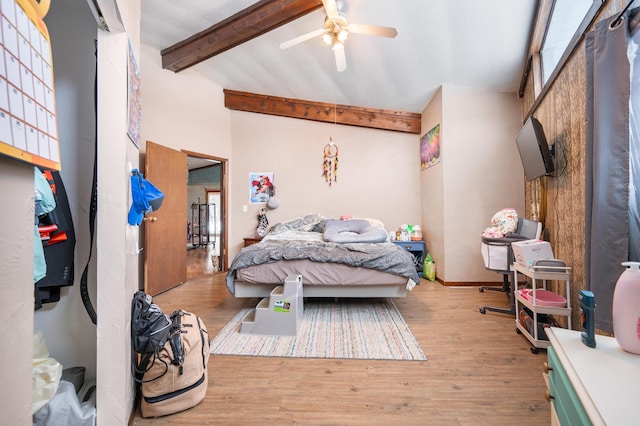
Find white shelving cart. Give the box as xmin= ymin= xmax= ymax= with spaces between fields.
xmin=512 ymin=261 xmax=572 ymax=353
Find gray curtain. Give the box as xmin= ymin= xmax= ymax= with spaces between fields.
xmin=585 ymin=10 xmax=634 ymax=332
xmin=629 ymin=10 xmax=640 ymax=262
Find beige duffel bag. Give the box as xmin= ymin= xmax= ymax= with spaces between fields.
xmin=139 ymin=310 xmax=210 ymax=418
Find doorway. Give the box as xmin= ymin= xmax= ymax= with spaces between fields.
xmin=185 ymin=151 xmax=228 ymax=280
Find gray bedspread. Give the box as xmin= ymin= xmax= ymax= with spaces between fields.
xmin=226 ymin=237 xmax=420 ymax=294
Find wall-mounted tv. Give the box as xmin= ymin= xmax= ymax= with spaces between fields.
xmin=516 ymin=116 xmax=554 ymax=181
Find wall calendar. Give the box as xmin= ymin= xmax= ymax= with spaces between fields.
xmin=0 ymin=0 xmax=60 ymax=170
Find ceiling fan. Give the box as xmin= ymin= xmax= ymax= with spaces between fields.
xmin=279 ymin=0 xmax=397 ymax=72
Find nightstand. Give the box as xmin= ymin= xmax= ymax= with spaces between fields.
xmin=243 ymin=236 xmax=263 ymax=247
xmin=392 ymin=240 xmax=426 ymax=273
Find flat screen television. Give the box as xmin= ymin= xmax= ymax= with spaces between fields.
xmin=516 ymin=116 xmax=554 ymax=181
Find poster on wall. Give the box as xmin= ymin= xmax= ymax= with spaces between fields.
xmin=127 ymin=40 xmax=141 ymax=148
xmin=420 ymin=123 xmax=441 ymax=170
xmin=249 ymin=172 xmax=274 ymax=204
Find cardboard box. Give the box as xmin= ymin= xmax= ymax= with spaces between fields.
xmin=511 ymin=239 xmax=554 ymax=267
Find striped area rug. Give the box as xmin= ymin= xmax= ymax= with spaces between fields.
xmin=209 ymin=298 xmax=426 ymax=360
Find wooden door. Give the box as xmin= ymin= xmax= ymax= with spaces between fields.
xmin=144 ymin=141 xmax=187 ymax=295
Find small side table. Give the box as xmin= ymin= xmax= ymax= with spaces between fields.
xmin=392 ymin=240 xmax=426 ymax=273
xmin=243 ymin=236 xmax=263 ymax=247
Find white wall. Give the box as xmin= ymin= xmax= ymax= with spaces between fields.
xmin=420 ymin=88 xmax=444 ymax=276
xmin=139 ymin=44 xmax=232 ymax=159
xmin=421 ymin=85 xmax=524 ymax=283
xmin=95 ymin=30 xmax=139 ymax=425
xmin=93 ymin=0 xmax=141 ymax=423
xmin=0 ymin=160 xmax=35 ymax=424
xmin=228 ymin=111 xmax=422 ymax=260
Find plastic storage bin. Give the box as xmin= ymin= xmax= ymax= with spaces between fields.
xmin=517 ymin=288 xmax=567 ymax=307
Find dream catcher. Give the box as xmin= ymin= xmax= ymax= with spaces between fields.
xmin=322 ymin=139 xmax=339 ymax=187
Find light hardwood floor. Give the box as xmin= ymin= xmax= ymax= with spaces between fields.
xmin=133 ymin=272 xmax=551 ymax=425
xmin=186 ymin=245 xmax=220 ymax=280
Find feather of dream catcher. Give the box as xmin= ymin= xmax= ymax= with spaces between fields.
xmin=322 ymin=138 xmax=339 ymax=187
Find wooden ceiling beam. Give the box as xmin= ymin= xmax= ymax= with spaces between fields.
xmin=224 ymin=90 xmax=421 ymax=134
xmin=161 ymin=0 xmax=323 ymax=72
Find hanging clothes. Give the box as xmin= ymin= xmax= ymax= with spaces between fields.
xmin=35 ymin=168 xmax=77 ymax=309
xmin=34 ymin=167 xmax=56 ymax=283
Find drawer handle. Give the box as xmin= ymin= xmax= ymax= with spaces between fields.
xmin=545 ymin=390 xmax=554 ymax=401
xmin=543 ymin=361 xmax=553 ymax=373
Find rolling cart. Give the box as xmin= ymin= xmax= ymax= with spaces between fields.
xmin=513 ymin=260 xmax=572 ymax=353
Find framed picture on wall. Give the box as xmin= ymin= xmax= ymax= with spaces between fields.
xmin=249 ymin=172 xmax=274 ymax=204
xmin=420 ymin=123 xmax=441 ymax=170
xmin=127 ymin=40 xmax=141 ymax=148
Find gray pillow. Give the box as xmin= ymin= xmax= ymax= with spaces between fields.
xmin=323 ymin=219 xmax=388 ymax=243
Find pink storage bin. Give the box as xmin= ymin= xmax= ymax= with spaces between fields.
xmin=518 ymin=289 xmax=566 ymax=307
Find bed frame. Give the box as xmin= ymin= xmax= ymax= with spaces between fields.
xmin=232 ymin=281 xmax=408 ymax=298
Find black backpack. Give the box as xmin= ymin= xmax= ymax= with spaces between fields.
xmin=131 ymin=291 xmax=172 ymax=382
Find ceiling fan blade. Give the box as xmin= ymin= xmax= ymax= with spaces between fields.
xmin=279 ymin=28 xmax=325 ymax=49
xmin=333 ymin=43 xmax=346 ymax=72
xmin=322 ymin=0 xmax=339 ymax=19
xmin=347 ymin=24 xmax=398 ymax=38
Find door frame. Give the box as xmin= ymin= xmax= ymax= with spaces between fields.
xmin=205 ymin=190 xmax=221 ymax=245
xmin=183 ymin=149 xmax=229 ymax=271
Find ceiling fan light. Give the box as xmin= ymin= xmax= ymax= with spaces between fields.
xmin=332 ymin=41 xmax=344 ymax=51
xmin=322 ymin=31 xmax=334 ymax=46
xmin=337 ymin=29 xmax=349 ymax=43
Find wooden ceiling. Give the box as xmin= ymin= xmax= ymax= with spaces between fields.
xmin=161 ymin=0 xmax=324 ymax=72
xmin=224 ymin=90 xmax=421 ymax=134
xmin=160 ymin=0 xmax=421 ymax=134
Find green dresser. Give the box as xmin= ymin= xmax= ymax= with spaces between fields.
xmin=546 ymin=346 xmax=590 ymax=425
xmin=545 ymin=327 xmax=640 ymax=425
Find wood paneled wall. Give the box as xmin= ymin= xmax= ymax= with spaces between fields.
xmin=520 ymin=0 xmax=626 ymax=328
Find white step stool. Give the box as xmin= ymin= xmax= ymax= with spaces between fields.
xmin=240 ymin=274 xmax=304 ymax=336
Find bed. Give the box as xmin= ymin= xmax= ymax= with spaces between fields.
xmin=226 ymin=214 xmax=420 ymax=298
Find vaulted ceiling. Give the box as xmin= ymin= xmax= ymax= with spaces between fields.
xmin=141 ymin=0 xmax=538 ymax=133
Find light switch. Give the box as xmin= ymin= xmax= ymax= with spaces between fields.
xmin=242 ymin=205 xmax=248 ymax=212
